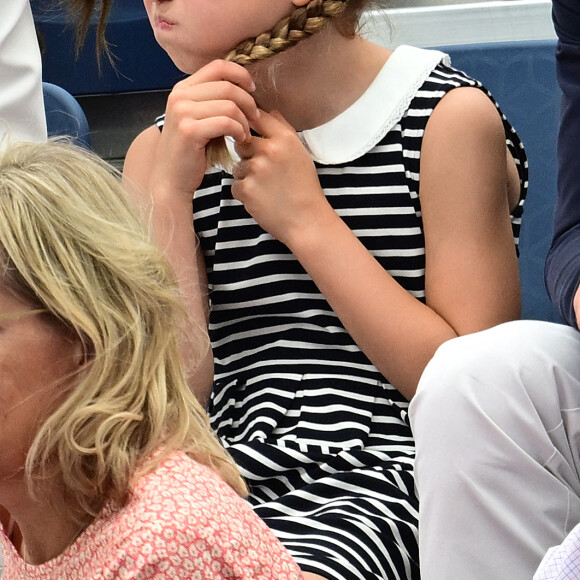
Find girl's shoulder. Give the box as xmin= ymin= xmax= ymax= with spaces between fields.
xmin=298 ymin=45 xmax=482 ymax=165
xmin=382 ymin=44 xmax=485 ymax=120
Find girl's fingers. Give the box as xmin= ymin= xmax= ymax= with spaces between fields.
xmin=184 ymin=59 xmax=256 ymax=95
xmin=175 ymin=100 xmax=253 ymax=142
xmin=249 ymin=108 xmax=290 ymax=138
xmin=234 ymin=110 xmax=300 ymax=162
xmin=173 ymin=81 xmax=260 ymax=122
xmin=234 ymin=139 xmax=258 ymax=159
xmin=183 ymin=116 xmax=250 ymax=146
xmin=231 ymin=160 xmax=248 ymax=181
xmin=187 ymin=81 xmax=259 ymax=119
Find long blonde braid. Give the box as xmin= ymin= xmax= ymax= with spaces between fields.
xmin=205 ymin=0 xmax=349 ymax=170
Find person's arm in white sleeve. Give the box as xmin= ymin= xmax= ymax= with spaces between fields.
xmin=0 ymin=0 xmax=46 ymax=147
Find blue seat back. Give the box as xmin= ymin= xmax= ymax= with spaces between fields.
xmin=43 ymin=82 xmax=91 ymax=147
xmin=32 ymin=0 xmax=184 ymax=95
xmin=437 ymin=40 xmax=562 ymax=323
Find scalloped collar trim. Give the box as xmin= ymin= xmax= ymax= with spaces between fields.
xmin=299 ymin=45 xmax=450 ymax=165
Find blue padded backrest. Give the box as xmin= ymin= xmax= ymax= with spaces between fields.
xmin=32 ymin=0 xmax=185 ymax=95
xmin=435 ymin=40 xmax=562 ymax=323
xmin=42 ymin=82 xmax=91 ymax=147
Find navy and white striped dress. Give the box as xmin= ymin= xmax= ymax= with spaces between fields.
xmin=158 ymin=45 xmax=527 ymax=580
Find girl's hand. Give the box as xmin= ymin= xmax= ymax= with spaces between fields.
xmin=231 ymin=110 xmax=335 ymax=248
xmin=149 ymin=59 xmax=260 ymax=201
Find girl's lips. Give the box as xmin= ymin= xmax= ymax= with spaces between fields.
xmin=155 ymin=15 xmax=175 ymax=31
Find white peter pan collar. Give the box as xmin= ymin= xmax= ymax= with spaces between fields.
xmin=299 ymin=45 xmax=450 ymax=165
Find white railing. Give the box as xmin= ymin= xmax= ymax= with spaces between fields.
xmin=361 ymin=0 xmax=555 ymax=48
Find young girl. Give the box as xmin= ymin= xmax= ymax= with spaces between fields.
xmin=123 ymin=1 xmax=527 ymax=578
xmin=0 ymin=140 xmax=302 ymax=579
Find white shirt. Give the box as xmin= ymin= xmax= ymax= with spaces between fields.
xmin=535 ymin=523 xmax=580 ymax=580
xmin=0 ymin=0 xmax=46 ymax=147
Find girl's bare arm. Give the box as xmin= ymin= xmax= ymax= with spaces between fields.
xmin=231 ymin=87 xmax=520 ymax=399
xmin=122 ymin=61 xmax=259 ymax=406
xmin=123 ymin=126 xmax=214 ymax=405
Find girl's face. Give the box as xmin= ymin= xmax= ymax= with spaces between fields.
xmin=0 ymin=287 xmax=81 ymax=486
xmin=143 ymin=0 xmax=307 ymax=73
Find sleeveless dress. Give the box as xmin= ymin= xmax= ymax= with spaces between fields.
xmin=157 ymin=45 xmax=527 ymax=580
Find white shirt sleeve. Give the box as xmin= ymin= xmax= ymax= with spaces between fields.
xmin=534 ymin=523 xmax=580 ymax=580
xmin=0 ymin=0 xmax=47 ymax=148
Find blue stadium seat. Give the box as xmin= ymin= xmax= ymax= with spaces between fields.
xmin=436 ymin=40 xmax=562 ymax=323
xmin=43 ymin=82 xmax=91 ymax=147
xmin=32 ymin=0 xmax=185 ymax=95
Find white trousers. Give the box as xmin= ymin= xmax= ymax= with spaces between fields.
xmin=409 ymin=320 xmax=580 ymax=580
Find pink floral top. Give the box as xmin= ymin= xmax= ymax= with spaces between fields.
xmin=0 ymin=451 xmax=303 ymax=579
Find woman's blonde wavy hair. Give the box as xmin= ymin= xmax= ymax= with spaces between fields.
xmin=0 ymin=140 xmax=246 ymax=523
xmin=206 ymin=0 xmax=371 ymax=169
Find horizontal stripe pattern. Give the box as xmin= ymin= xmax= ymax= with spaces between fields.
xmin=160 ymin=62 xmax=527 ymax=580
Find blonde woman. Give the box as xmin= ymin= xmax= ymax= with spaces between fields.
xmin=0 ymin=140 xmax=302 ymax=579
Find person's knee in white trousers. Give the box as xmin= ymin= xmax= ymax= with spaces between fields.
xmin=409 ymin=320 xmax=580 ymax=580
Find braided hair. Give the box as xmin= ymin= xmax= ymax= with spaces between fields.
xmin=227 ymin=0 xmax=349 ymax=66
xmin=206 ymin=0 xmax=367 ymax=169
